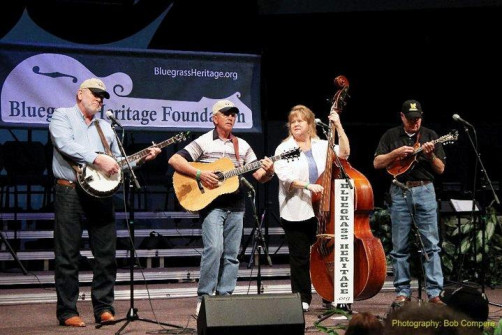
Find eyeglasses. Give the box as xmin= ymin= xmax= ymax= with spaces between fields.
xmin=218 ymin=112 xmax=237 ymax=118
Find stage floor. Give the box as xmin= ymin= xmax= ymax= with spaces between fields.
xmin=1 ymin=268 xmax=501 ymax=335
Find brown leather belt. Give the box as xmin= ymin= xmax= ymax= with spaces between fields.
xmin=405 ymin=180 xmax=432 ymax=188
xmin=56 ymin=179 xmax=76 ymax=188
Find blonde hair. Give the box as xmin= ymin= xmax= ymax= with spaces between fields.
xmin=283 ymin=104 xmax=318 ymax=141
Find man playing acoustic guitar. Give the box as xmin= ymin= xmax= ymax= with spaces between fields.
xmin=168 ymin=99 xmax=275 ymax=317
xmin=373 ymin=99 xmax=446 ymax=307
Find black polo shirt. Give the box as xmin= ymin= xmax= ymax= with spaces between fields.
xmin=374 ymin=125 xmax=446 ymax=182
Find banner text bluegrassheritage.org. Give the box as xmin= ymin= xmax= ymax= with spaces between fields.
xmin=153 ymin=67 xmax=238 ymax=80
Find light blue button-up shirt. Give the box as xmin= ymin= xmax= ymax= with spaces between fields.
xmin=49 ymin=104 xmax=121 ymax=182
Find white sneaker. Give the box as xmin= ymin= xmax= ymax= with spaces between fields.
xmin=195 ymin=301 xmax=201 ymax=317
xmin=302 ymin=302 xmax=310 ymax=312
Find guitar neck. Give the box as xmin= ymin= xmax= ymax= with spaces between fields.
xmin=413 ymin=137 xmax=443 ymax=155
xmin=222 ymin=153 xmax=284 ymax=179
xmin=118 ymin=137 xmax=176 ymax=167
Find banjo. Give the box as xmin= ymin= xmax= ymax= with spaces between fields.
xmin=77 ymin=131 xmax=190 ymax=198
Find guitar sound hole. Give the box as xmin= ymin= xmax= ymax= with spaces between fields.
xmin=215 ymin=171 xmax=224 ymax=181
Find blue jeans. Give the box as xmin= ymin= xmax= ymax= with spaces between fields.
xmin=197 ymin=208 xmax=244 ymax=300
xmin=54 ymin=184 xmax=117 ymax=323
xmin=389 ymin=183 xmax=443 ymax=299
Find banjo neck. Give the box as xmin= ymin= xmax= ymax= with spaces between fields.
xmin=118 ymin=131 xmax=190 ymax=168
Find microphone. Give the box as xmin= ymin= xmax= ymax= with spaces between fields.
xmin=452 ymin=114 xmax=473 ymax=128
xmin=392 ymin=179 xmax=409 ymax=192
xmin=240 ymin=177 xmax=255 ymax=193
xmin=106 ymin=110 xmax=123 ymax=128
xmin=315 ymin=118 xmax=329 ymax=128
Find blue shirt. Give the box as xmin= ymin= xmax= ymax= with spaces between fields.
xmin=49 ymin=104 xmax=121 ymax=182
xmin=304 ymin=149 xmax=319 ymax=184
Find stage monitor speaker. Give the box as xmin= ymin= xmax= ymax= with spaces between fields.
xmin=197 ymin=293 xmax=305 ymax=335
xmin=440 ymin=286 xmax=489 ymax=322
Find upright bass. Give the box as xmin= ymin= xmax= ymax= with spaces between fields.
xmin=310 ymin=76 xmax=387 ymax=302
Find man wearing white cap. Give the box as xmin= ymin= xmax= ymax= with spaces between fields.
xmin=169 ymin=99 xmax=275 ymax=317
xmin=49 ymin=78 xmax=160 ymax=327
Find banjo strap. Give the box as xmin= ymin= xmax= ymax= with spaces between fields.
xmin=58 ymin=151 xmax=81 ymax=175
xmin=94 ymin=120 xmax=113 ymax=156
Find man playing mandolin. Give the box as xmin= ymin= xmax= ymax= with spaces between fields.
xmin=168 ymin=99 xmax=275 ymax=317
xmin=373 ymin=99 xmax=446 ymax=306
xmin=49 ymin=78 xmax=161 ymax=327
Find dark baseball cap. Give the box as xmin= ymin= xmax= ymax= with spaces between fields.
xmin=401 ymin=99 xmax=423 ymax=119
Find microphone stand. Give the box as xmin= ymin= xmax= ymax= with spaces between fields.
xmin=246 ymin=187 xmax=272 ymax=294
xmin=97 ymin=125 xmax=183 ymax=333
xmin=391 ymin=181 xmax=429 ymax=308
xmin=239 ymin=201 xmax=280 ymax=260
xmin=461 ymin=124 xmax=501 ymax=306
xmin=0 ymin=231 xmax=28 ymax=275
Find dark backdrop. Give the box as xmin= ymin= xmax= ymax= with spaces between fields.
xmin=149 ymin=2 xmax=502 ymax=210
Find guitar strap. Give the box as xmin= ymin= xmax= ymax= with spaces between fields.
xmin=94 ymin=120 xmax=113 ymax=156
xmin=231 ymin=135 xmax=243 ymax=167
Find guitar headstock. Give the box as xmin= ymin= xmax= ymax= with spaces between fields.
xmin=439 ymin=130 xmax=459 ymax=145
xmin=281 ymin=147 xmax=301 ymax=161
xmin=174 ymin=131 xmax=191 ymax=143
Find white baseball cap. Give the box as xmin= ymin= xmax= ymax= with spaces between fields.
xmin=212 ymin=99 xmax=239 ymax=115
xmin=79 ymin=78 xmax=110 ymax=99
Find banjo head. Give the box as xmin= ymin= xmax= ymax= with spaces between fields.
xmin=78 ymin=165 xmax=122 ymax=198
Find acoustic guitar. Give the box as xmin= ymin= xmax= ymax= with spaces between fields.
xmin=386 ymin=130 xmax=458 ymax=177
xmin=173 ymin=148 xmax=300 ymax=212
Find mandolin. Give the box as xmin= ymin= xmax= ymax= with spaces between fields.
xmin=386 ymin=130 xmax=458 ymax=177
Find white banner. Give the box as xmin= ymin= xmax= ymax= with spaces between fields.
xmin=334 ymin=179 xmax=354 ymax=304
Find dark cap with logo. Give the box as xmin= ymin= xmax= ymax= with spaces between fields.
xmin=401 ymin=99 xmax=423 ymax=119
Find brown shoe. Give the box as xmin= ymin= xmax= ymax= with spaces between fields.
xmin=100 ymin=311 xmax=115 ymax=323
xmin=62 ymin=316 xmax=86 ymax=327
xmin=428 ymin=296 xmax=446 ymax=305
xmin=394 ymin=295 xmax=411 ymax=303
